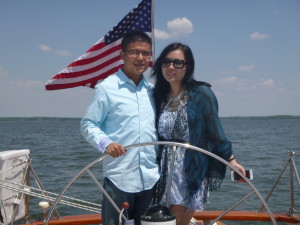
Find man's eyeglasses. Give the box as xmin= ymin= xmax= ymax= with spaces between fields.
xmin=162 ymin=58 xmax=187 ymax=69
xmin=124 ymin=49 xmax=151 ymax=58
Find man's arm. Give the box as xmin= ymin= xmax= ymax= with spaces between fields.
xmin=80 ymin=85 xmax=126 ymax=157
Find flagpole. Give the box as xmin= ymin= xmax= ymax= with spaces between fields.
xmin=151 ymin=0 xmax=155 ymax=61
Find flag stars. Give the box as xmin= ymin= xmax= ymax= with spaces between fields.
xmin=104 ymin=0 xmax=151 ymax=43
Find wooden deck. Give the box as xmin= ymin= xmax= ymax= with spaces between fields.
xmin=21 ymin=214 xmax=102 ymax=225
xmin=20 ymin=211 xmax=300 ymax=225
xmin=194 ymin=211 xmax=300 ymax=223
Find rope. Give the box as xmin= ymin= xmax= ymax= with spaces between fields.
xmin=0 ymin=160 xmax=27 ymax=174
xmin=0 ymin=180 xmax=101 ymax=214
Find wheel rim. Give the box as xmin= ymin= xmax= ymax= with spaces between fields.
xmin=45 ymin=141 xmax=277 ymax=225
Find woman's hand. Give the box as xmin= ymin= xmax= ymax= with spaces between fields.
xmin=229 ymin=158 xmax=246 ymax=182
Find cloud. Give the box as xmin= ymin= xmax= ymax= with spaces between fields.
xmin=261 ymin=79 xmax=275 ymax=87
xmin=238 ymin=65 xmax=256 ymax=72
xmin=221 ymin=76 xmax=238 ymax=83
xmin=39 ymin=44 xmax=71 ymax=56
xmin=39 ymin=44 xmax=52 ymax=52
xmin=213 ymin=76 xmax=249 ymax=92
xmin=154 ymin=29 xmax=171 ymax=39
xmin=213 ymin=76 xmax=277 ymax=93
xmin=0 ymin=65 xmax=90 ymax=117
xmin=213 ymin=76 xmax=239 ymax=85
xmin=155 ymin=17 xmax=193 ymax=40
xmin=253 ymin=78 xmax=275 ymax=88
xmin=219 ymin=65 xmax=256 ymax=75
xmin=167 ymin=17 xmax=193 ymax=37
xmin=0 ymin=66 xmax=44 ymax=89
xmin=249 ymin=32 xmax=270 ymax=40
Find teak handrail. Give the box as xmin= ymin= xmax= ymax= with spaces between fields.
xmin=21 ymin=211 xmax=300 ymax=225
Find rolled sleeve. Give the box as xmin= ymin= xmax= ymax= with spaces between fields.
xmin=98 ymin=137 xmax=113 ymax=153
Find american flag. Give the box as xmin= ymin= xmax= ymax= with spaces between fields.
xmin=45 ymin=0 xmax=152 ymax=91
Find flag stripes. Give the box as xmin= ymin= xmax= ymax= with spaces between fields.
xmin=45 ymin=0 xmax=152 ymax=91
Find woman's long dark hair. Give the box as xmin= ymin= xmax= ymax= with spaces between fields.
xmin=151 ymin=43 xmax=196 ymax=119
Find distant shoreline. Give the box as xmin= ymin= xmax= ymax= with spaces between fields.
xmin=0 ymin=115 xmax=299 ymax=121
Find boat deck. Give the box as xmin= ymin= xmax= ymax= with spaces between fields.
xmin=194 ymin=211 xmax=300 ymax=223
xmin=20 ymin=211 xmax=300 ymax=225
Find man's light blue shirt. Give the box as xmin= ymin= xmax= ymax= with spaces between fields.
xmin=81 ymin=69 xmax=159 ymax=193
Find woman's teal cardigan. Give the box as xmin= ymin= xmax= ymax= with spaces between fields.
xmin=184 ymin=82 xmax=233 ymax=198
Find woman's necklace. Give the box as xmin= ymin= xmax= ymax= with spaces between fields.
xmin=164 ymin=91 xmax=187 ymax=112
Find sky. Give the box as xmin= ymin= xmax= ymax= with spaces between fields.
xmin=0 ymin=0 xmax=299 ymax=117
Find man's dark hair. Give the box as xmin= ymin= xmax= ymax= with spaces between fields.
xmin=121 ymin=31 xmax=152 ymax=50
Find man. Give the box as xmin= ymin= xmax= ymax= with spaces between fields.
xmin=80 ymin=31 xmax=159 ymax=225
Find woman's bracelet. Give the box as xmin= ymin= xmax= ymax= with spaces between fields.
xmin=228 ymin=156 xmax=235 ymax=162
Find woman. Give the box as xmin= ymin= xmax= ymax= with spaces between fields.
xmin=151 ymin=43 xmax=245 ymax=225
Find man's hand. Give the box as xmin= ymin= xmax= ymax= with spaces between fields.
xmin=105 ymin=143 xmax=126 ymax=158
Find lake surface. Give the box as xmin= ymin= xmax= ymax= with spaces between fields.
xmin=0 ymin=117 xmax=299 ymax=225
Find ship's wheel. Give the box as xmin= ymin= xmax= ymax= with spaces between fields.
xmin=45 ymin=142 xmax=278 ymax=225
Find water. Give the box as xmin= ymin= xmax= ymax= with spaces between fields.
xmin=0 ymin=117 xmax=299 ymax=225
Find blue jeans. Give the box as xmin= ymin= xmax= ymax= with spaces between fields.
xmin=102 ymin=177 xmax=156 ymax=225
